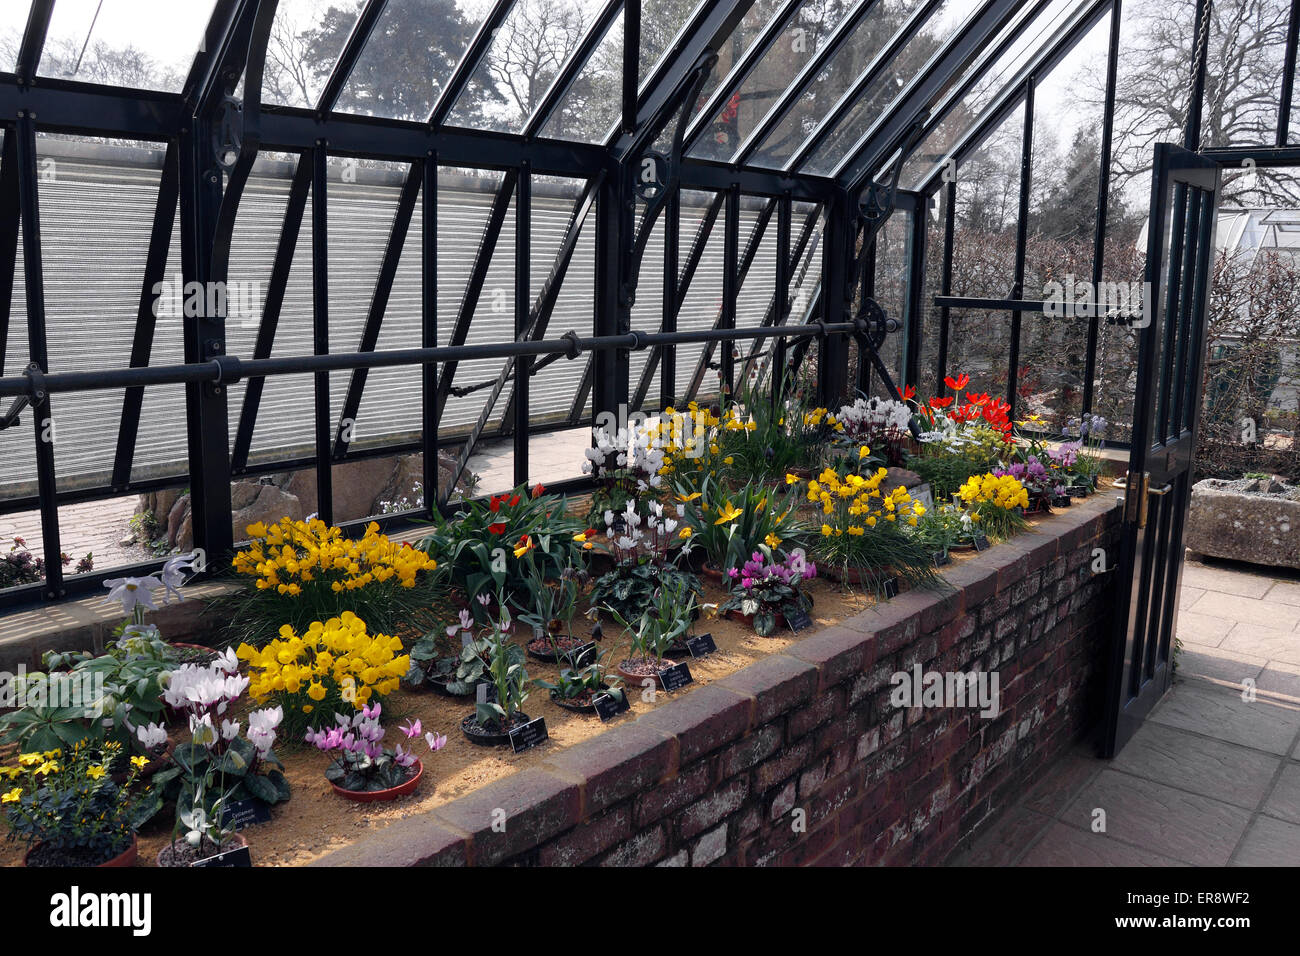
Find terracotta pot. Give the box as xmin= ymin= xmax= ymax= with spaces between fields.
xmin=156 ymin=830 xmax=248 ymax=867
xmin=821 ymin=564 xmax=894 ymax=586
xmin=330 ymin=758 xmax=423 ymax=803
xmin=615 ymin=660 xmax=675 ymax=684
xmin=525 ymin=631 xmax=593 ymax=663
xmin=24 ymin=833 xmax=138 ymax=868
xmin=700 ymin=562 xmax=729 ymax=586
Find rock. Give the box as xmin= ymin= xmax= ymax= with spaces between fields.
xmin=140 ymin=448 xmax=477 ymax=549
xmin=232 ymin=484 xmax=304 ymax=541
xmin=1185 ymin=477 xmax=1300 ymax=570
xmin=882 ymin=467 xmax=923 ymax=493
xmin=166 ymin=494 xmax=190 ymax=547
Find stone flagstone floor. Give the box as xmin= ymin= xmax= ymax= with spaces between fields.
xmin=952 ymin=556 xmax=1300 ymax=866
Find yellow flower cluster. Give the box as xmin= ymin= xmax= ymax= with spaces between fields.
xmin=958 ymin=473 xmax=1030 ymax=511
xmin=653 ymin=402 xmax=723 ymax=478
xmin=802 ymin=407 xmax=844 ymax=432
xmin=802 ymin=467 xmax=925 ymax=533
xmin=237 ymin=610 xmax=409 ymax=712
xmin=233 ymin=518 xmax=436 ymax=596
xmin=722 ymin=407 xmax=759 ymax=432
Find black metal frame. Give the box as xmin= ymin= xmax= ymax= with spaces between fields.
xmin=4 ymin=0 xmax=1300 ymax=614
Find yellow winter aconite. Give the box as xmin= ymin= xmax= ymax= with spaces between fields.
xmin=237 ymin=611 xmax=409 ymax=717
xmin=232 ymin=517 xmax=436 ymax=595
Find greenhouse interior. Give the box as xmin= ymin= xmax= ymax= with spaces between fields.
xmin=0 ymin=0 xmax=1296 ymax=893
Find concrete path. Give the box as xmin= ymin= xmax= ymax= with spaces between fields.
xmin=952 ymin=556 xmax=1300 ymax=866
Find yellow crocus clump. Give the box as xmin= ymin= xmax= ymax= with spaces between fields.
xmin=232 ymin=517 xmax=436 ymax=596
xmin=238 ymin=611 xmax=409 ymax=713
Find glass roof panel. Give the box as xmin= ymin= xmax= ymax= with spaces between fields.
xmin=445 ymin=0 xmax=611 ymax=134
xmin=36 ymin=0 xmax=217 ymax=91
xmin=539 ymin=9 xmax=625 ymax=142
xmin=687 ymin=0 xmax=858 ymax=163
xmin=745 ymin=0 xmax=933 ymax=170
xmin=336 ymin=0 xmax=481 ymax=122
xmin=639 ymin=0 xmax=710 ymax=91
xmin=795 ymin=0 xmax=984 ymax=176
xmin=0 ymin=3 xmax=32 ymax=74
xmin=896 ymin=0 xmax=1091 ymax=191
xmin=685 ymin=0 xmax=793 ymax=127
xmin=265 ymin=0 xmax=367 ymax=109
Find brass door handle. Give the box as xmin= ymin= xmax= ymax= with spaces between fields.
xmin=1148 ymin=482 xmax=1173 ymax=496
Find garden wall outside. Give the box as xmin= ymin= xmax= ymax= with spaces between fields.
xmin=315 ymin=495 xmax=1122 ymax=867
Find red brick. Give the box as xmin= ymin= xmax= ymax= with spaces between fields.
xmin=634 ymin=760 xmax=714 ymax=828
xmin=785 ymin=622 xmax=875 ymax=690
xmin=543 ymin=722 xmax=677 ymax=818
xmin=637 ymin=685 xmax=754 ymax=764
xmin=716 ymin=653 xmax=818 ymax=724
xmin=431 ymin=768 xmax=581 ymax=867
xmin=310 ymin=818 xmax=469 ymax=867
xmin=537 ymin=805 xmax=631 ymax=866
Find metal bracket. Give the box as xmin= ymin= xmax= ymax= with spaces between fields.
xmin=561 ymin=329 xmax=582 ymax=360
xmin=212 ymin=93 xmax=244 ymax=171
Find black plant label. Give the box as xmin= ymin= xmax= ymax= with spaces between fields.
xmin=508 ymin=716 xmax=548 ymax=753
xmin=685 ymin=633 xmax=717 ymax=658
xmin=659 ymin=662 xmax=694 ymax=692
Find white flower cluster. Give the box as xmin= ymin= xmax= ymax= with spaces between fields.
xmin=161 ymin=648 xmax=247 ymax=715
xmin=582 ymin=420 xmax=666 ymax=492
xmin=836 ymin=396 xmax=912 ymax=439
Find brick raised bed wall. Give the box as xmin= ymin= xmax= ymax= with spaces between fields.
xmin=318 ymin=495 xmax=1122 ymax=867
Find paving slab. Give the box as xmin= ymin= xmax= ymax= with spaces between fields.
xmin=1181 ymin=563 xmax=1277 ymax=599
xmin=1018 ymin=822 xmax=1190 ymax=867
xmin=1109 ymin=721 xmax=1279 ymax=809
xmin=1062 ymin=770 xmax=1252 ymax=866
xmin=1188 ymin=591 xmax=1299 ymax=631
xmin=953 ymin=805 xmax=1054 ymax=866
xmin=1149 ymin=679 xmax=1300 ymax=755
xmin=1175 ymin=643 xmax=1266 ymax=684
xmin=1219 ymin=621 xmax=1300 ymax=667
xmin=1264 ymin=581 xmax=1300 ymax=607
xmin=1174 ymin=610 xmax=1236 ymax=646
xmin=1230 ymin=815 xmax=1300 ymax=866
xmin=1255 ymin=662 xmax=1300 ymax=701
xmin=1178 ymin=586 xmax=1206 ymax=610
xmin=1261 ymin=761 xmax=1300 ymax=826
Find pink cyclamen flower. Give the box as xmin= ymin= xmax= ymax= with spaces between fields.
xmin=425 ymin=732 xmax=448 ymax=752
xmin=401 ymin=718 xmax=422 ymax=739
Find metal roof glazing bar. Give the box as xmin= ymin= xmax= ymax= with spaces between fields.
xmin=779 ymin=0 xmax=948 ymax=171
xmin=727 ymin=0 xmax=883 ymax=165
xmin=523 ymin=0 xmax=624 ymax=139
xmin=427 ymin=0 xmax=519 ymax=129
xmin=827 ymin=0 xmax=1026 ymax=188
xmin=680 ymin=0 xmax=806 ymax=155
